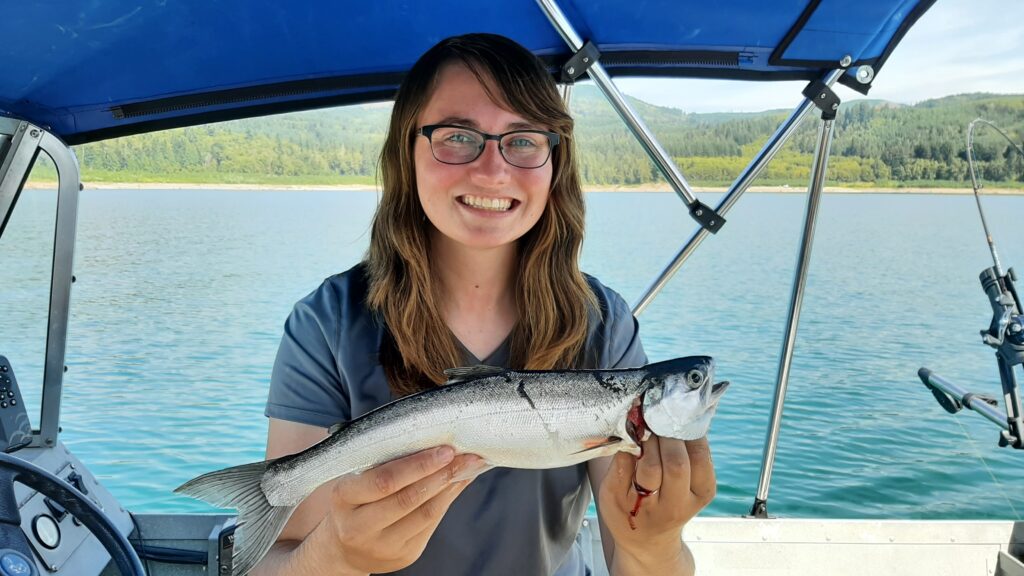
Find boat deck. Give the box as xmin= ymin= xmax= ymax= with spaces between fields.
xmin=577 ymin=516 xmax=1024 ymax=576
xmin=103 ymin=513 xmax=1024 ymax=575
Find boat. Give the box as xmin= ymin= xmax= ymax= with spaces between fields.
xmin=1 ymin=1 xmax=1022 ymax=574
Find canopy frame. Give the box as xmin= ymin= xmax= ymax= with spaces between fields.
xmin=0 ymin=117 xmax=81 ymax=449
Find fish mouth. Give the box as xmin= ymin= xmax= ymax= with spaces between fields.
xmin=710 ymin=381 xmax=729 ymax=396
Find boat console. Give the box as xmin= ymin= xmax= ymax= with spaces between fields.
xmin=0 ymin=356 xmax=233 ymax=575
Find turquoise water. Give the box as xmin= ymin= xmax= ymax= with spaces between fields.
xmin=2 ymin=188 xmax=1023 ymax=519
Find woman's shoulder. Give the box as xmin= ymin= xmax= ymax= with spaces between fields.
xmin=581 ymin=273 xmax=647 ymax=369
xmin=582 ymin=273 xmax=631 ymax=321
xmin=316 ymin=261 xmax=370 ymax=296
xmin=296 ymin=262 xmax=371 ymax=311
xmin=286 ymin=262 xmax=375 ymax=338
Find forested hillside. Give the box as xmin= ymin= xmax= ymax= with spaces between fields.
xmin=44 ymin=90 xmax=1024 ymax=188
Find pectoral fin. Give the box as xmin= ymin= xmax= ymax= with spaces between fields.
xmin=443 ymin=365 xmax=507 ymax=385
xmin=570 ymin=436 xmax=623 ymax=455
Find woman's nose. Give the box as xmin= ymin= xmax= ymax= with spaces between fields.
xmin=470 ymin=140 xmax=510 ymax=183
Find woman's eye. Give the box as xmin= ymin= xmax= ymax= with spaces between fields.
xmin=444 ymin=132 xmax=477 ymax=144
xmin=507 ymin=136 xmax=538 ymax=148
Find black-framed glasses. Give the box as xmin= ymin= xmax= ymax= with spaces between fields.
xmin=417 ymin=124 xmax=560 ymax=169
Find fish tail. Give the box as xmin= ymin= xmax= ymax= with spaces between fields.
xmin=175 ymin=460 xmax=295 ymax=575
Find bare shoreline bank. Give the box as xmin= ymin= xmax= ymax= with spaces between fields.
xmin=22 ymin=181 xmax=1024 ymax=195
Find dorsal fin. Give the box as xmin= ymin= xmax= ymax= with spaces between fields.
xmin=443 ymin=364 xmax=506 ymax=385
xmin=327 ymin=419 xmax=353 ymax=435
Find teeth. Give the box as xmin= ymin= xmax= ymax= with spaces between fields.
xmin=461 ymin=195 xmax=512 ymax=211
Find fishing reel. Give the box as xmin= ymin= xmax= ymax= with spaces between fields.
xmin=980 ymin=266 xmax=1024 ymax=351
xmin=920 ymin=264 xmax=1024 ymax=449
xmin=918 ymin=118 xmax=1024 ymax=449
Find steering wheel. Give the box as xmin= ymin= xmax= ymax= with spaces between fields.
xmin=0 ymin=452 xmax=145 ymax=576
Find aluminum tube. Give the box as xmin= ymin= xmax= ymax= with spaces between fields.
xmin=33 ymin=130 xmax=81 ymax=448
xmin=631 ymin=70 xmax=844 ymax=316
xmin=754 ymin=117 xmax=836 ymax=507
xmin=0 ymin=121 xmax=43 ymax=239
xmin=996 ymin=357 xmax=1024 ymax=444
xmin=920 ymin=370 xmax=1008 ymax=429
xmin=725 ymin=69 xmax=843 ymax=206
xmin=535 ymin=0 xmax=697 ymax=206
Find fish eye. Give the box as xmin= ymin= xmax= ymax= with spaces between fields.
xmin=686 ymin=370 xmax=704 ymax=388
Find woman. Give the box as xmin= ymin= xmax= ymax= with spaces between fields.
xmin=256 ymin=33 xmax=715 ymax=575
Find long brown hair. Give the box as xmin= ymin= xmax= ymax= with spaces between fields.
xmin=367 ymin=33 xmax=594 ymax=396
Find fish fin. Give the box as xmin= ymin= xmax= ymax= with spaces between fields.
xmin=443 ymin=364 xmax=506 ymax=384
xmin=450 ymin=462 xmax=495 ymax=482
xmin=327 ymin=419 xmax=352 ymax=435
xmin=175 ymin=460 xmax=295 ymax=576
xmin=570 ymin=436 xmax=623 ymax=455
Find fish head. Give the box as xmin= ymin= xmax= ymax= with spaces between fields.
xmin=639 ymin=356 xmax=729 ymax=441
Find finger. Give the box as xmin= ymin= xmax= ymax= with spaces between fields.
xmin=353 ymin=454 xmax=483 ymax=530
xmin=390 ymin=478 xmax=473 ymax=547
xmin=335 ymin=446 xmax=455 ymax=506
xmin=654 ymin=436 xmax=692 ymax=509
xmin=684 ymin=437 xmax=716 ymax=504
xmin=606 ymin=451 xmax=637 ymax=507
xmin=632 ymin=434 xmax=663 ymax=494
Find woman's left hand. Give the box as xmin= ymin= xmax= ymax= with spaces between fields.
xmin=593 ymin=434 xmax=715 ymax=574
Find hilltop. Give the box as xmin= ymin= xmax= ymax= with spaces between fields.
xmin=33 ymin=89 xmax=1024 ymax=190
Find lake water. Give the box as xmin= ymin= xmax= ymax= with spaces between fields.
xmin=2 ymin=188 xmax=1023 ymax=520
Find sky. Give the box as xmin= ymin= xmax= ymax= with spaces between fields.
xmin=614 ymin=0 xmax=1024 ymax=113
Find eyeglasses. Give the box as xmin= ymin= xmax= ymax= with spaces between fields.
xmin=416 ymin=124 xmax=560 ymax=169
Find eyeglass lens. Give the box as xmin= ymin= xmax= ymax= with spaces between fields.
xmin=428 ymin=126 xmax=552 ymax=168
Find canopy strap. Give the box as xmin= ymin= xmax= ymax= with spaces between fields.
xmin=802 ymin=80 xmax=841 ymax=120
xmin=560 ymin=40 xmax=600 ymax=83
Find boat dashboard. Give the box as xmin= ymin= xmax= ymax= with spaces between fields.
xmin=0 ymin=356 xmax=234 ymax=575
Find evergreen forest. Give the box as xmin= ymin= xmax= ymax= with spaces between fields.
xmin=36 ymin=89 xmax=1024 ymax=189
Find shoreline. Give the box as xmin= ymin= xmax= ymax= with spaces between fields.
xmin=22 ymin=181 xmax=1024 ymax=195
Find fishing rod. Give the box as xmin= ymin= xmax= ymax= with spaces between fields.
xmin=919 ymin=118 xmax=1024 ymax=449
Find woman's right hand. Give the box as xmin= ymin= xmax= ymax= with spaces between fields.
xmin=323 ymin=446 xmax=486 ymax=575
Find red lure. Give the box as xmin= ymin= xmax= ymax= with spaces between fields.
xmin=625 ymin=403 xmax=653 ymax=530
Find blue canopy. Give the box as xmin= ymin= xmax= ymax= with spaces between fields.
xmin=1 ymin=0 xmax=935 ymax=144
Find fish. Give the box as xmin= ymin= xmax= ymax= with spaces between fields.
xmin=175 ymin=355 xmax=729 ymax=575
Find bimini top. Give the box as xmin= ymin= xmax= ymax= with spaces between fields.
xmin=1 ymin=0 xmax=935 ymax=145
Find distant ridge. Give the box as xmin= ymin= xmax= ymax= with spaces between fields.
xmin=39 ymin=91 xmax=1022 ymax=189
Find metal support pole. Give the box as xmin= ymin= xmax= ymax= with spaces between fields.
xmin=751 ymin=114 xmax=837 ymax=518
xmin=996 ymin=354 xmax=1024 ymax=447
xmin=535 ymin=0 xmax=723 ymax=232
xmin=31 ymin=130 xmax=81 ymax=448
xmin=0 ymin=120 xmax=43 ymax=239
xmin=632 ymin=69 xmax=844 ymax=316
xmin=0 ymin=118 xmax=78 ymax=447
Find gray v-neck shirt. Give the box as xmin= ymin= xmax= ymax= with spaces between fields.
xmin=266 ymin=263 xmax=647 ymax=575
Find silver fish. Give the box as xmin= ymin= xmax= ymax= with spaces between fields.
xmin=176 ymin=355 xmax=728 ymax=575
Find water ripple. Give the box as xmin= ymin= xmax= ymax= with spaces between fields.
xmin=2 ymin=190 xmax=1022 ymax=519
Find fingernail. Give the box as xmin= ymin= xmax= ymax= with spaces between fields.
xmin=450 ymin=457 xmax=490 ymax=483
xmin=436 ymin=446 xmax=455 ymax=464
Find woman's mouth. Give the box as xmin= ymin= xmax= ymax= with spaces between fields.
xmin=458 ymin=194 xmax=517 ymax=212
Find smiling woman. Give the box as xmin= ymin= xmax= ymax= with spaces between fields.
xmin=369 ymin=34 xmax=593 ymax=393
xmin=411 ymin=64 xmax=555 ymax=255
xmin=171 ymin=33 xmax=715 ymax=576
